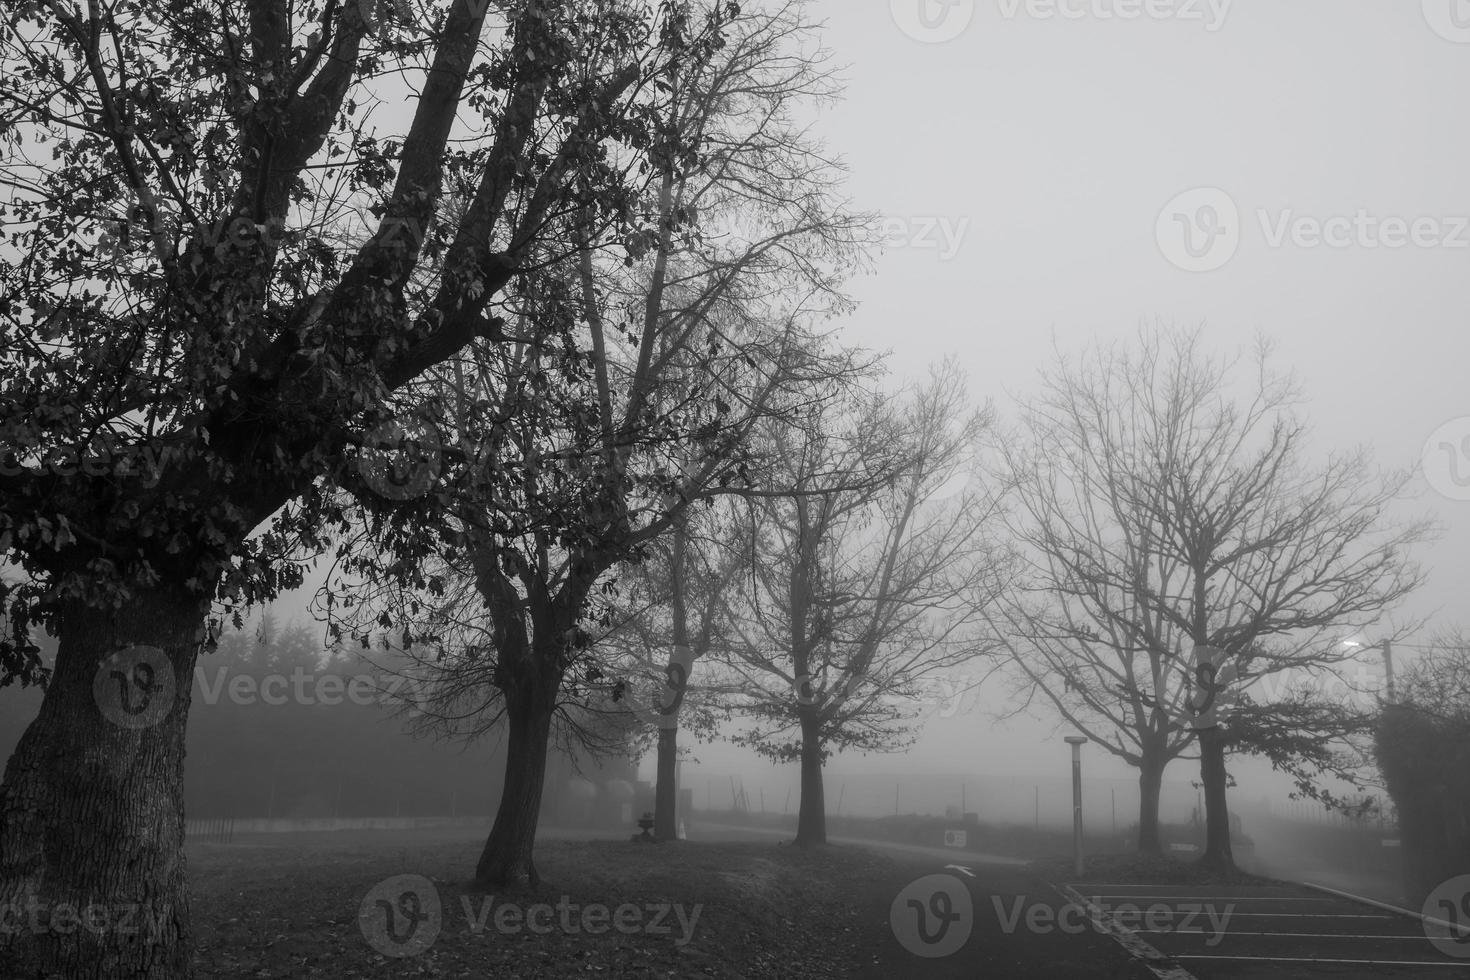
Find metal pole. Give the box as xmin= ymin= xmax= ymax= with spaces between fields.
xmin=1066 ymin=736 xmax=1087 ymax=877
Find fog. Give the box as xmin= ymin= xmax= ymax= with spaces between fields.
xmin=3 ymin=3 xmax=1462 ymax=963
xmin=165 ymin=0 xmax=1467 ymax=860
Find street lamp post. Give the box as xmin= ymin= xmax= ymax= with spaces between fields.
xmin=1345 ymin=639 xmax=1395 ymax=701
xmin=1065 ymin=736 xmax=1087 ymax=877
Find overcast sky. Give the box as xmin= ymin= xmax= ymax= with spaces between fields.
xmin=252 ymin=0 xmax=1470 ymax=814
xmin=654 ymin=0 xmax=1470 ymax=801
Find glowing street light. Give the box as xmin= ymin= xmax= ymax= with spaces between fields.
xmin=1343 ymin=639 xmax=1395 ymax=701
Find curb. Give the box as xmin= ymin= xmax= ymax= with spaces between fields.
xmin=1299 ymin=881 xmax=1470 ymax=940
xmin=1050 ymin=882 xmax=1199 ymax=980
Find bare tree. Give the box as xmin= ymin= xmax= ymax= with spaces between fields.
xmin=320 ymin=0 xmax=871 ymax=887
xmin=586 ymin=497 xmax=749 ymax=836
xmin=720 ymin=361 xmax=1009 ymax=846
xmin=993 ymin=326 xmax=1431 ymax=870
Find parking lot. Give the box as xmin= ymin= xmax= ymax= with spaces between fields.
xmin=1061 ymin=880 xmax=1470 ymax=979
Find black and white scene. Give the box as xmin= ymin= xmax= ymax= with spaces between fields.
xmin=4 ymin=1 xmax=1470 ymax=977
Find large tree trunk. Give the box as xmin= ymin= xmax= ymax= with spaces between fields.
xmin=0 ymin=586 xmax=209 ymax=980
xmin=1197 ymin=726 xmax=1234 ymax=872
xmin=1137 ymin=754 xmax=1166 ymax=854
xmin=654 ymin=727 xmax=678 ymax=839
xmin=794 ymin=708 xmax=826 ymax=847
xmin=474 ymin=662 xmax=558 ymax=889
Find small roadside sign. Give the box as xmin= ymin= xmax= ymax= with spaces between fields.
xmin=943 ymin=829 xmax=967 ymax=848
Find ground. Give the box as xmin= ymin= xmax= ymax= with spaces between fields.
xmin=183 ymin=829 xmax=1470 ymax=979
xmin=187 ymin=829 xmax=892 ymax=979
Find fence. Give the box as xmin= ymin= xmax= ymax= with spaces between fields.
xmin=184 ymin=817 xmax=235 ymax=844
xmin=182 ymin=815 xmax=491 ymax=839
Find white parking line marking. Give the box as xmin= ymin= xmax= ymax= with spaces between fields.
xmin=1303 ymin=881 xmax=1470 ymax=940
xmin=1192 ymin=912 xmax=1393 ymax=918
xmin=1141 ymin=930 xmax=1434 ymax=940
xmin=1052 ymin=879 xmax=1470 ymax=971
xmin=1081 ymin=899 xmax=1323 ymax=905
xmin=1175 ymin=955 xmax=1470 ymax=967
xmin=1069 ymin=883 xmax=1295 ymax=891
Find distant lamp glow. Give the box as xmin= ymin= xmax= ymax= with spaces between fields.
xmin=1340 ymin=638 xmax=1395 ymax=700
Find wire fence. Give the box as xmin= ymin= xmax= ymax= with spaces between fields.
xmin=184 ymin=817 xmax=235 ymax=844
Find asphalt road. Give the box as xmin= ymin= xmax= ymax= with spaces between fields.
xmin=689 ymin=824 xmax=1470 ymax=978
xmin=1061 ymin=880 xmax=1470 ymax=979
xmin=850 ymin=854 xmax=1155 ymax=978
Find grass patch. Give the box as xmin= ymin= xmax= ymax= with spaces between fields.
xmin=188 ymin=831 xmax=892 ymax=978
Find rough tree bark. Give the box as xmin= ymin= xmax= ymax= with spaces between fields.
xmin=1197 ymin=726 xmax=1234 ymax=872
xmin=0 ymin=587 xmax=210 ymax=979
xmin=654 ymin=728 xmax=678 ymax=840
xmin=1137 ymin=752 xmax=1166 ymax=854
xmin=794 ymin=707 xmax=826 ymax=847
xmin=473 ymin=653 xmax=560 ymax=889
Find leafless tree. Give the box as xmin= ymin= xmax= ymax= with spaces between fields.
xmin=320 ymin=0 xmax=872 ymax=886
xmin=720 ymin=361 xmax=1010 ymax=846
xmin=992 ymin=326 xmax=1432 ymax=870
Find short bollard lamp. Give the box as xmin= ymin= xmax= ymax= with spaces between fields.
xmin=635 ymin=811 xmax=657 ymax=843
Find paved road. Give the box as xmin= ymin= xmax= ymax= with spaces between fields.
xmin=688 ymin=823 xmax=1150 ymax=976
xmin=689 ymin=825 xmax=1470 ymax=977
xmin=691 ymin=820 xmax=1029 ymax=866
xmin=849 ymin=855 xmax=1157 ymax=978
xmin=1061 ymin=880 xmax=1470 ymax=979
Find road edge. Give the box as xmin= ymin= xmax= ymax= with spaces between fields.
xmin=1049 ymin=881 xmax=1199 ymax=980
